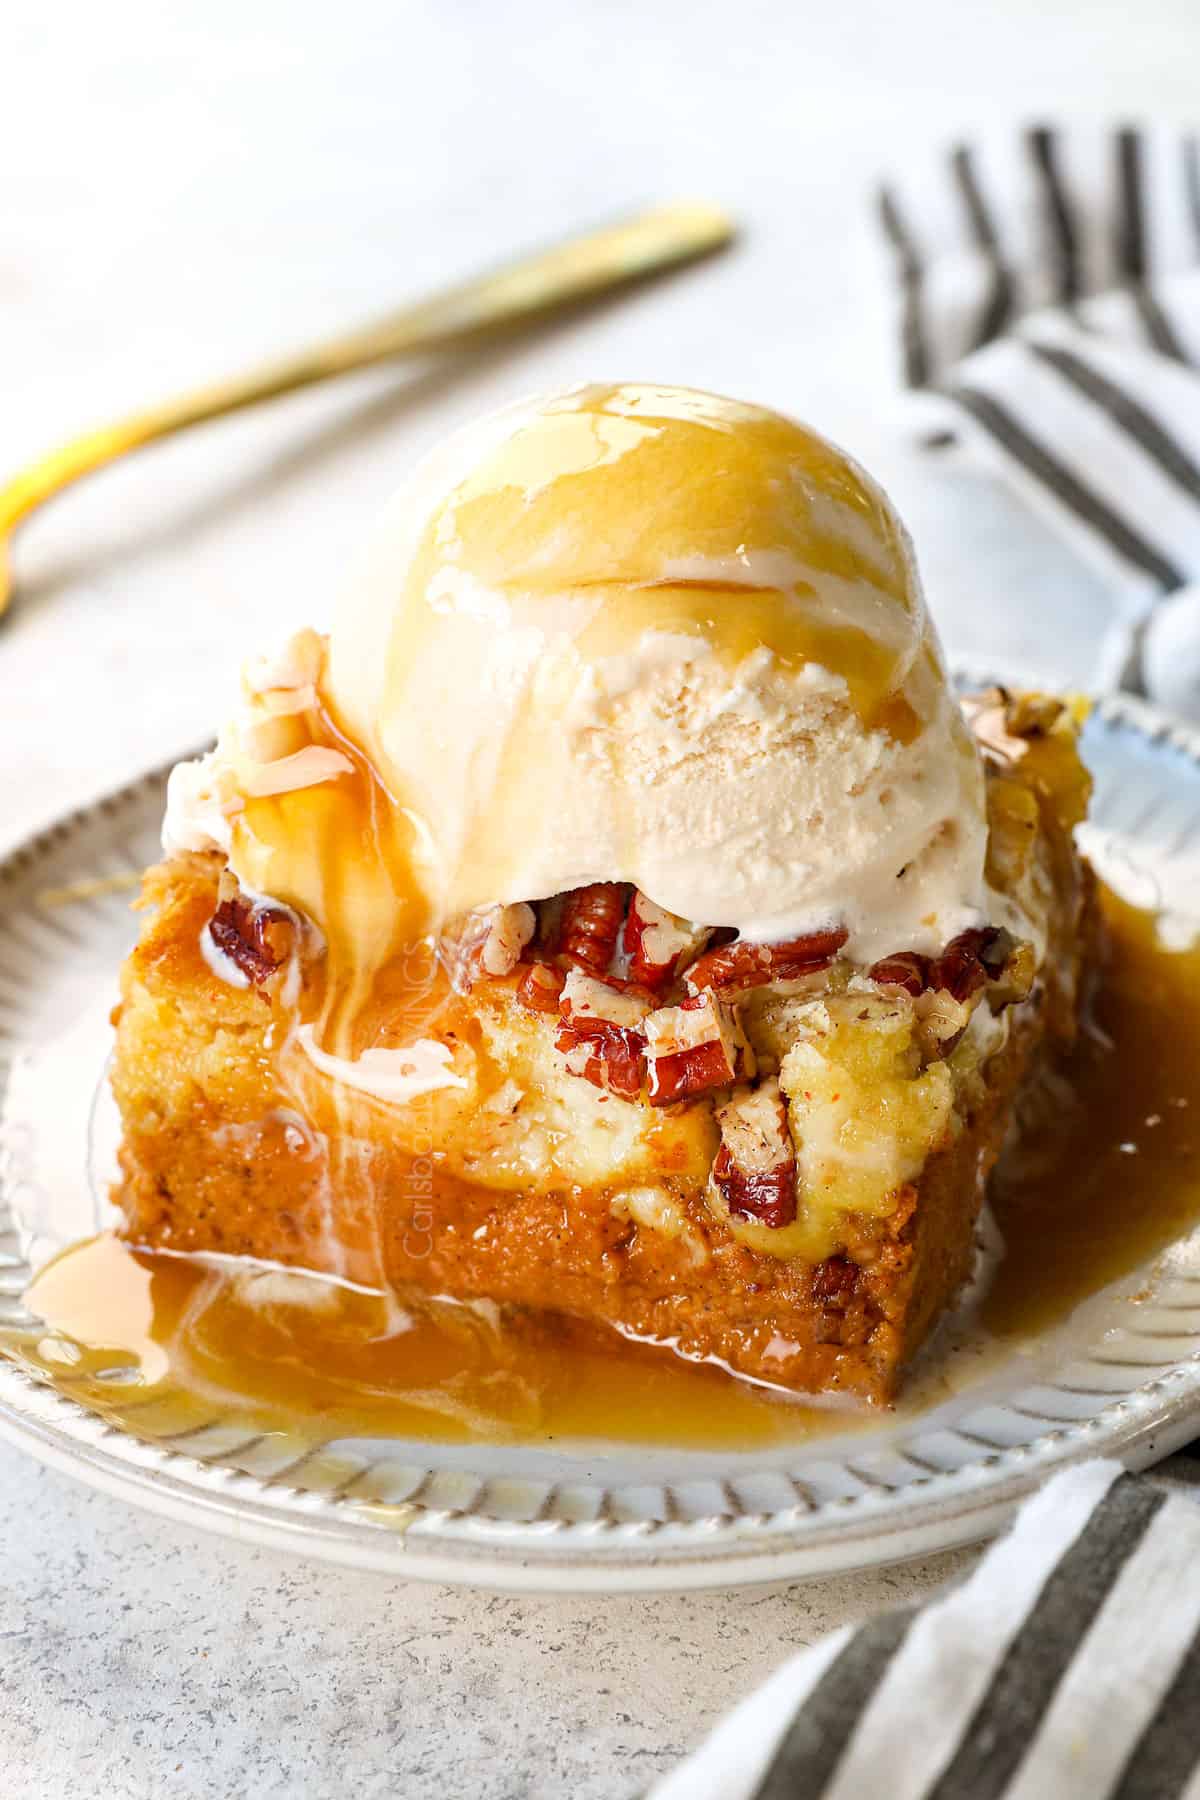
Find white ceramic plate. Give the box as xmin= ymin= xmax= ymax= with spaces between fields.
xmin=3 ymin=684 xmax=1200 ymax=1592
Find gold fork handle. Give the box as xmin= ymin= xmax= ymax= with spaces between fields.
xmin=0 ymin=200 xmax=733 ymax=546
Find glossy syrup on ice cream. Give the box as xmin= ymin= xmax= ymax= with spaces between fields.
xmin=323 ymin=383 xmax=985 ymax=952
xmin=181 ymin=385 xmax=990 ymax=1100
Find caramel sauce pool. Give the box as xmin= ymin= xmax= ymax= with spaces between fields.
xmin=8 ymin=885 xmax=1200 ymax=1456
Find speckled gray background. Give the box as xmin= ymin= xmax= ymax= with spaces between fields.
xmin=4 ymin=1449 xmax=1195 ymax=1796
xmin=1 ymin=1448 xmax=972 ymax=1797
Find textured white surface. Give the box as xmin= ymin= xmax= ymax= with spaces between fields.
xmin=3 ymin=1 xmax=1200 ymax=1794
xmin=0 ymin=1451 xmax=972 ymax=1800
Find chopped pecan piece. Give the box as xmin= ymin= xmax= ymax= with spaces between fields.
xmin=685 ymin=927 xmax=848 ymax=997
xmin=623 ymin=892 xmax=709 ymax=991
xmin=914 ymin=986 xmax=972 ymax=1061
xmin=872 ymin=924 xmax=1035 ymax=1059
xmin=710 ymin=1077 xmax=797 ymax=1229
xmin=1006 ymin=693 xmax=1067 ymax=739
xmin=516 ymin=961 xmax=565 ymax=1015
xmin=712 ymin=1146 xmax=796 ymax=1228
xmin=644 ymin=993 xmax=755 ymax=1106
xmin=868 ymin=950 xmax=932 ymax=996
xmin=559 ymin=970 xmax=653 ymax=1030
xmin=962 ymin=687 xmax=1067 ymax=763
xmin=476 ymin=903 xmax=536 ymax=978
xmin=871 ymin=926 xmax=1029 ymax=1014
xmin=208 ymin=877 xmax=295 ymax=988
xmin=961 ymin=687 xmax=1024 ymax=762
xmin=811 ymin=1254 xmax=860 ymax=1302
xmin=555 ymin=970 xmax=650 ymax=1099
xmin=555 ymin=1020 xmax=647 ymax=1098
xmin=985 ymin=937 xmax=1037 ymax=1008
xmin=933 ymin=926 xmax=1013 ymax=1003
xmin=442 ymin=901 xmax=535 ymax=991
xmin=558 ymin=883 xmax=629 ymax=976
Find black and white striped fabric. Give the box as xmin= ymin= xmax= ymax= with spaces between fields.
xmin=876 ymin=125 xmax=1200 ymax=708
xmin=651 ymin=1460 xmax=1200 ymax=1799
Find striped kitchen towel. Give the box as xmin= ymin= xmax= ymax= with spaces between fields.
xmin=875 ymin=125 xmax=1200 ymax=712
xmin=651 ymin=1459 xmax=1200 ymax=1799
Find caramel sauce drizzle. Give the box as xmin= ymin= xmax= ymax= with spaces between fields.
xmin=233 ymin=696 xmax=441 ymax=1060
xmin=323 ymin=383 xmax=956 ymax=936
xmin=377 ymin=380 xmax=926 ymax=722
xmin=7 ymin=886 xmax=1200 ymax=1456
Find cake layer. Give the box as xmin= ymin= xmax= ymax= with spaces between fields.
xmin=112 ymin=699 xmax=1096 ymax=1403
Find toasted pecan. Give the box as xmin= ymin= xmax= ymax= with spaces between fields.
xmin=554 ymin=969 xmax=650 ymax=1098
xmin=558 ymin=883 xmax=630 ymax=976
xmin=555 ymin=1018 xmax=647 ymax=1098
xmin=867 ymin=950 xmax=932 ymax=997
xmin=871 ymin=926 xmax=1022 ymax=1007
xmin=710 ymin=1078 xmax=797 ymax=1228
xmin=208 ymin=887 xmax=294 ymax=989
xmin=686 ymin=928 xmax=847 ymax=997
xmin=712 ymin=1147 xmax=796 ymax=1229
xmin=811 ymin=1254 xmax=860 ymax=1302
xmin=644 ymin=993 xmax=753 ymax=1106
xmin=516 ymin=961 xmax=565 ymax=1015
xmin=623 ymin=892 xmax=708 ymax=991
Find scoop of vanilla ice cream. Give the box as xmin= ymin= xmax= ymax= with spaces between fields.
xmin=324 ymin=383 xmax=988 ymax=961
